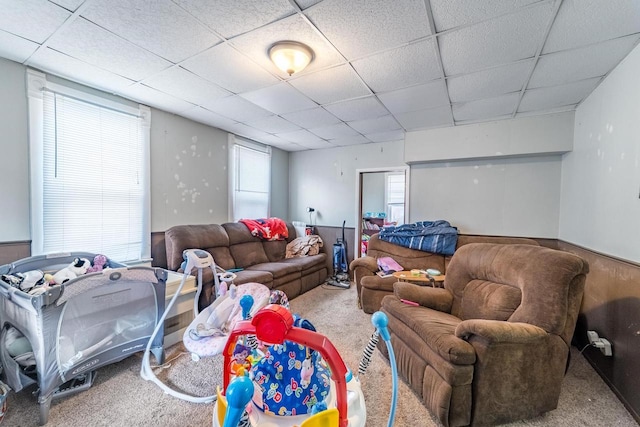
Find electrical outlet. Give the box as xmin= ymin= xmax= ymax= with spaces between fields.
xmin=587 ymin=330 xmax=613 ymax=356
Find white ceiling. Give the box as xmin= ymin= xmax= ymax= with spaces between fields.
xmin=1 ymin=0 xmax=639 ymax=152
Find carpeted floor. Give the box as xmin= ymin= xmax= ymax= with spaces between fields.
xmin=4 ymin=284 xmax=637 ymax=427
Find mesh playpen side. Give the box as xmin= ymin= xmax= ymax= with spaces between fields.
xmin=0 ymin=253 xmax=166 ymax=425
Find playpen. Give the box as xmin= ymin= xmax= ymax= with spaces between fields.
xmin=0 ymin=252 xmax=165 ymax=425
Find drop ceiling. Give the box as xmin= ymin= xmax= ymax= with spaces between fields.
xmin=1 ymin=0 xmax=639 ymax=152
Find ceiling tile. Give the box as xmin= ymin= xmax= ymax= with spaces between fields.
xmin=305 ymin=0 xmax=431 ymax=59
xmin=430 ymin=0 xmax=540 ymax=32
xmin=119 ymin=83 xmax=195 ymax=113
xmin=142 ymin=66 xmax=230 ymax=106
xmin=518 ymin=77 xmax=601 ymax=112
xmin=294 ymin=0 xmax=322 ymax=10
xmin=27 ymin=47 xmax=136 ymax=93
xmin=50 ymin=0 xmax=84 ymax=12
xmin=378 ymin=80 xmax=449 ymax=114
xmin=0 ymin=0 xmax=70 ymax=43
xmin=240 ymin=83 xmax=317 ymax=115
xmin=81 ymin=0 xmax=220 ymax=63
xmin=280 ymin=107 xmax=340 ymax=128
xmin=365 ymin=129 xmax=405 ymax=143
xmin=529 ymin=35 xmax=640 ymax=89
xmin=295 ymin=139 xmax=333 ymax=150
xmin=395 ymin=106 xmax=452 ymax=130
xmin=352 ymin=38 xmax=440 ymax=92
xmin=260 ymin=133 xmax=300 ymax=147
xmin=203 ymin=95 xmax=273 ymax=122
xmin=309 ymin=122 xmax=359 ymax=139
xmin=439 ymin=2 xmax=554 ymax=75
xmin=276 ymin=129 xmax=325 ymax=144
xmin=543 ymin=0 xmax=640 ymax=54
xmin=244 ymin=115 xmax=301 ymax=134
xmin=348 ymin=115 xmax=401 ymax=134
xmin=447 ymin=60 xmax=533 ymax=103
xmin=289 ymin=64 xmax=369 ymax=104
xmin=173 ymin=0 xmax=295 ymax=39
xmin=452 ymin=92 xmax=520 ymax=122
xmin=0 ymin=30 xmax=39 ymax=63
xmin=227 ymin=123 xmax=274 ymax=141
xmin=47 ymin=18 xmax=171 ymax=81
xmin=182 ymin=44 xmax=279 ymax=94
xmin=515 ymin=104 xmax=577 ymax=119
xmin=180 ymin=106 xmax=238 ymax=129
xmin=323 ymin=96 xmax=389 ymax=121
xmin=230 ymin=14 xmax=344 ymax=79
xmin=329 ymin=135 xmax=370 ymax=146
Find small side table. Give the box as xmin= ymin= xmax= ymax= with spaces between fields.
xmin=392 ymin=270 xmax=445 ymax=287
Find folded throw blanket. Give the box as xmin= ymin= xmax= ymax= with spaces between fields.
xmin=239 ymin=218 xmax=289 ymax=241
xmin=286 ymin=235 xmax=324 ymax=258
xmin=378 ymin=220 xmax=458 ymax=255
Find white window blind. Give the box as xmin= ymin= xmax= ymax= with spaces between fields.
xmin=32 ymin=86 xmax=149 ymax=262
xmin=231 ymin=140 xmax=270 ymax=221
xmin=386 ymin=172 xmax=405 ymax=225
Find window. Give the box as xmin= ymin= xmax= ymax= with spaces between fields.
xmin=229 ymin=136 xmax=271 ymax=222
xmin=27 ymin=70 xmax=151 ymax=263
xmin=385 ymin=172 xmax=405 ymax=226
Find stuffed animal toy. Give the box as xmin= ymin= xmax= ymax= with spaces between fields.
xmin=86 ymin=254 xmax=108 ymax=273
xmin=51 ymin=257 xmax=91 ymax=285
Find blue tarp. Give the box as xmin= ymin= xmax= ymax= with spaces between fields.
xmin=378 ymin=220 xmax=458 ymax=255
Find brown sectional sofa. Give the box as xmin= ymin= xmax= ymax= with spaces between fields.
xmin=165 ymin=222 xmax=327 ymax=309
xmin=350 ymin=233 xmax=540 ymax=313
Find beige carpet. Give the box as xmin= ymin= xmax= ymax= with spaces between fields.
xmin=4 ymin=284 xmax=637 ymax=427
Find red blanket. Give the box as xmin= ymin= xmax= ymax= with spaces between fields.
xmin=239 ymin=218 xmax=289 ymax=241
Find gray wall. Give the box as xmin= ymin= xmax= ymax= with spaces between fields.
xmin=270 ymin=146 xmax=289 ymax=220
xmin=559 ymin=43 xmax=640 ymax=263
xmin=150 ymin=109 xmax=229 ymax=231
xmin=288 ymin=140 xmax=405 ymax=227
xmin=0 ymin=58 xmax=30 ymax=241
xmin=410 ymin=156 xmax=562 ymax=237
xmin=361 ymin=172 xmax=385 ymax=214
xmin=0 ymin=58 xmax=289 ymax=244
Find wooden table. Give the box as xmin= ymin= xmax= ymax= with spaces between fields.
xmin=392 ymin=270 xmax=445 ymax=287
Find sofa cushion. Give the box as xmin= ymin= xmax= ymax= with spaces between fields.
xmin=382 ymin=296 xmax=475 ymax=365
xmin=165 ymin=224 xmax=232 ymax=270
xmin=460 ymin=280 xmax=522 ymax=321
xmin=281 ymin=254 xmax=326 ymax=273
xmin=247 ymin=262 xmax=301 ymax=279
xmin=233 ymin=270 xmax=273 ymax=287
xmin=263 ymin=240 xmax=288 ymax=262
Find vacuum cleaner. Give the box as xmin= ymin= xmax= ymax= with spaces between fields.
xmin=326 ymin=220 xmax=350 ymax=289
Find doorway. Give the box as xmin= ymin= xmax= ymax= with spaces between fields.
xmin=355 ymin=166 xmax=409 ymax=258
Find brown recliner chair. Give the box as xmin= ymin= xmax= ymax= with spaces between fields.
xmin=380 ymin=243 xmax=589 ymax=426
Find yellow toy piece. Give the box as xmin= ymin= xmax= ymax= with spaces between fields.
xmin=300 ymin=408 xmax=339 ymax=427
xmin=216 ymin=386 xmax=227 ymax=426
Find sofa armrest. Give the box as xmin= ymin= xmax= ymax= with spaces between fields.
xmin=455 ymin=319 xmax=548 ymax=343
xmin=349 ymin=256 xmax=378 ymax=273
xmin=393 ymin=282 xmax=453 ymax=312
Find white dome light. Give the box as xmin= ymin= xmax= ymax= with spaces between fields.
xmin=269 ymin=41 xmax=314 ymax=76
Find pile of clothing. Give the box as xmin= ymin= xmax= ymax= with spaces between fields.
xmin=285 ymin=235 xmax=324 ymax=258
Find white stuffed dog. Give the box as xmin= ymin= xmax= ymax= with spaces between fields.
xmin=52 ymin=257 xmax=91 ymax=285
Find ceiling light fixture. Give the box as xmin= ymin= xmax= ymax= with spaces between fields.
xmin=269 ymin=41 xmax=314 ymax=76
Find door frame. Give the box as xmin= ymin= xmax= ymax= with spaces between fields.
xmin=355 ymin=166 xmax=410 ymax=258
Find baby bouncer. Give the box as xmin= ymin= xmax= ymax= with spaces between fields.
xmin=140 ymin=249 xmax=273 ymax=403
xmin=214 ymin=305 xmax=398 ymax=427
